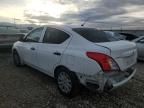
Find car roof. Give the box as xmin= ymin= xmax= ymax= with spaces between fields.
xmin=43 ymin=24 xmax=97 ymax=30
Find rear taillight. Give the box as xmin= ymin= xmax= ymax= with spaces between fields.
xmin=86 ymin=52 xmax=119 ymax=72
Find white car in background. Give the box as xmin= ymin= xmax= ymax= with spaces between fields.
xmin=12 ymin=25 xmax=137 ymax=97
xmin=104 ymin=31 xmax=126 ymax=40
xmin=133 ymin=36 xmax=144 ymax=60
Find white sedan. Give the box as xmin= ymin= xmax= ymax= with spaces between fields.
xmin=12 ymin=25 xmax=137 ymax=97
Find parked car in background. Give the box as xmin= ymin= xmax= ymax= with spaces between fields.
xmin=120 ymin=33 xmax=138 ymax=41
xmin=0 ymin=33 xmax=25 ymax=49
xmin=105 ymin=31 xmax=138 ymax=41
xmin=133 ymin=36 xmax=144 ymax=60
xmin=12 ymin=25 xmax=137 ymax=97
xmin=104 ymin=31 xmax=126 ymax=40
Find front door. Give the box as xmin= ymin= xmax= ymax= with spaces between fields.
xmin=22 ymin=27 xmax=44 ymax=67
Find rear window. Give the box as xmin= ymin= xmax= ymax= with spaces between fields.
xmin=72 ymin=28 xmax=119 ymax=42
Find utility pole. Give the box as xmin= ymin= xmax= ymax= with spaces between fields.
xmin=39 ymin=11 xmax=43 ymax=26
xmin=13 ymin=18 xmax=20 ymax=28
xmin=121 ymin=24 xmax=123 ymax=32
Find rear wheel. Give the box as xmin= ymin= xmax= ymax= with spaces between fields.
xmin=55 ymin=68 xmax=80 ymax=97
xmin=13 ymin=51 xmax=21 ymax=66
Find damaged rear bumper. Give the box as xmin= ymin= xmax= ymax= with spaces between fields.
xmin=85 ymin=67 xmax=136 ymax=92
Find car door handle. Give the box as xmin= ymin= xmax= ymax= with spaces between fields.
xmin=53 ymin=52 xmax=61 ymax=56
xmin=30 ymin=47 xmax=35 ymax=50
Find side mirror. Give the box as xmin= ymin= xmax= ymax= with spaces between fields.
xmin=19 ymin=34 xmax=25 ymax=42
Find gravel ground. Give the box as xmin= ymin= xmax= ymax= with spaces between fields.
xmin=0 ymin=53 xmax=144 ymax=108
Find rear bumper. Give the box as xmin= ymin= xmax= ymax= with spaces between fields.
xmin=105 ymin=68 xmax=136 ymax=91
xmin=85 ymin=67 xmax=136 ymax=92
xmin=112 ymin=69 xmax=136 ymax=88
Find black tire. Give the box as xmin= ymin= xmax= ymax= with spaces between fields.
xmin=13 ymin=51 xmax=21 ymax=66
xmin=55 ymin=67 xmax=80 ymax=97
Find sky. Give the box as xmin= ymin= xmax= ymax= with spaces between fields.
xmin=0 ymin=0 xmax=144 ymax=28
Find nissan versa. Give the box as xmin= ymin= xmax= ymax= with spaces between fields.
xmin=12 ymin=25 xmax=137 ymax=97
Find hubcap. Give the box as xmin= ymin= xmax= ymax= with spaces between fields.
xmin=57 ymin=72 xmax=72 ymax=93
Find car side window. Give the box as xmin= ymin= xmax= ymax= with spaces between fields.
xmin=24 ymin=27 xmax=43 ymax=42
xmin=43 ymin=27 xmax=70 ymax=44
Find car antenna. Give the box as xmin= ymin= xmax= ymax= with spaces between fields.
xmin=81 ymin=17 xmax=90 ymax=26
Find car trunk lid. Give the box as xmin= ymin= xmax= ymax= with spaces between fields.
xmin=95 ymin=41 xmax=137 ymax=71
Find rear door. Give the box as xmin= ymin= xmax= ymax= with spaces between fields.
xmin=37 ymin=27 xmax=71 ymax=76
xmin=21 ymin=27 xmax=44 ymax=66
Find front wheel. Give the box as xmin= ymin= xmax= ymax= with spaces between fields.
xmin=55 ymin=68 xmax=80 ymax=97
